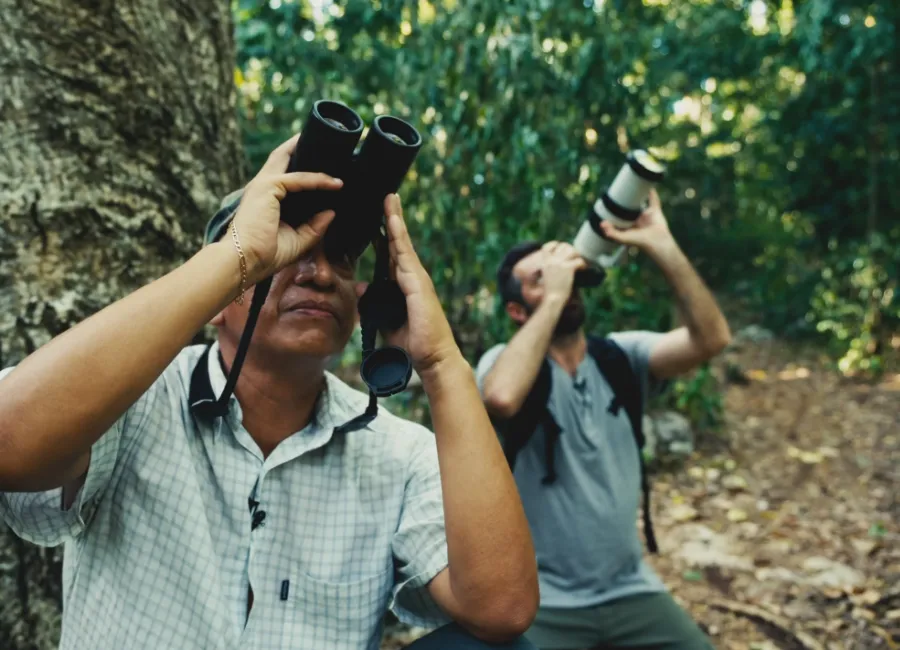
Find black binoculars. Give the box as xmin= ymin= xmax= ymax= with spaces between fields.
xmin=281 ymin=100 xmax=423 ymax=264
xmin=212 ymin=100 xmax=424 ymax=424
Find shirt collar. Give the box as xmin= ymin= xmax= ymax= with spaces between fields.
xmin=188 ymin=340 xmax=364 ymax=434
xmin=188 ymin=341 xmax=226 ymax=417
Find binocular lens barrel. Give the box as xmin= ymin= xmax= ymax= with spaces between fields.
xmin=355 ymin=115 xmax=423 ymax=193
xmin=281 ymin=101 xmax=364 ymax=228
xmin=327 ymin=115 xmax=423 ymax=260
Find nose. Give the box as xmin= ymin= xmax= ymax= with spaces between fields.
xmin=292 ymin=244 xmax=336 ymax=289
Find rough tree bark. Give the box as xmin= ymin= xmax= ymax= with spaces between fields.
xmin=0 ymin=2 xmax=243 ymax=648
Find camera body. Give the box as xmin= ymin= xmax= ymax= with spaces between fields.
xmin=573 ymin=150 xmax=665 ymax=276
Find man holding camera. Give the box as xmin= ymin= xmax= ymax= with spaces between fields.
xmin=475 ymin=190 xmax=730 ymax=650
xmin=0 ymin=135 xmax=539 ymax=650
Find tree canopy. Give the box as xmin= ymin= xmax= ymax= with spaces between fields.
xmin=232 ymin=0 xmax=898 ymax=376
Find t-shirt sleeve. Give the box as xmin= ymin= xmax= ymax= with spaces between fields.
xmin=473 ymin=344 xmax=507 ymax=396
xmin=0 ymin=366 xmax=170 ymax=547
xmin=608 ymin=330 xmax=669 ymax=402
xmin=389 ymin=430 xmax=452 ymax=629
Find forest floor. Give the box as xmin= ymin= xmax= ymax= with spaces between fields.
xmin=381 ymin=335 xmax=899 ymax=650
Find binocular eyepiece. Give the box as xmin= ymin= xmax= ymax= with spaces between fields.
xmin=573 ymin=149 xmax=666 ymax=286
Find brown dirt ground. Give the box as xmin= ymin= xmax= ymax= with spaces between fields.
xmin=648 ymin=339 xmax=899 ymax=650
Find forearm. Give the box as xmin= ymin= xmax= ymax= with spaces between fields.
xmin=481 ymin=296 xmax=565 ymax=417
xmin=648 ymin=241 xmax=731 ymax=350
xmin=422 ymin=354 xmax=538 ymax=630
xmin=0 ymin=241 xmax=242 ymax=491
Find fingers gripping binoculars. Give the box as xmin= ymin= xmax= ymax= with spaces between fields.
xmin=212 ymin=100 xmax=423 ymax=426
xmin=573 ymin=150 xmax=665 ymax=287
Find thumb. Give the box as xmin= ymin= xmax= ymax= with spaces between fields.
xmin=386 ymin=210 xmax=423 ymax=275
xmin=292 ymin=209 xmax=335 ymax=249
xmin=647 ymin=187 xmax=661 ymax=211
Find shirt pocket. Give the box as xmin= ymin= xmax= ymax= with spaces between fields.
xmin=288 ymin=568 xmax=392 ymax=650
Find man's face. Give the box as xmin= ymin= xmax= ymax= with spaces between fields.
xmin=510 ymin=249 xmax=586 ymax=336
xmin=217 ymin=242 xmax=360 ymax=360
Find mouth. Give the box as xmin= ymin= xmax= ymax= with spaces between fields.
xmin=284 ymin=300 xmax=340 ymax=321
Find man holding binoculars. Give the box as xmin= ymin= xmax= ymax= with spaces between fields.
xmin=476 ymin=189 xmax=731 ymax=650
xmin=0 ymin=118 xmax=539 ymax=648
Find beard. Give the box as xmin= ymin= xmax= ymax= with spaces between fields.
xmin=553 ymin=301 xmax=586 ymax=337
xmin=521 ymin=294 xmax=586 ymax=338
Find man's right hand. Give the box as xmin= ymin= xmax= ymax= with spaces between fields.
xmin=538 ymin=241 xmax=587 ymax=306
xmin=231 ymin=134 xmax=344 ymax=285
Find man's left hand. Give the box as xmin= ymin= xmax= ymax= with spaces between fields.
xmin=381 ymin=193 xmax=460 ymax=377
xmin=599 ymin=188 xmax=676 ymax=257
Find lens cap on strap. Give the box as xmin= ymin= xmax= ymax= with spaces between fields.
xmin=361 ymin=346 xmax=413 ymax=397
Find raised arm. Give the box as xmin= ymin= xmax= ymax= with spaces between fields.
xmin=600 ymin=189 xmax=731 ymax=379
xmin=0 ymin=136 xmax=342 ymax=492
xmin=481 ymin=244 xmax=585 ymax=418
xmin=382 ymin=195 xmax=539 ymax=643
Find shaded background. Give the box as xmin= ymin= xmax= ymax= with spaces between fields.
xmin=0 ymin=0 xmax=897 ymax=648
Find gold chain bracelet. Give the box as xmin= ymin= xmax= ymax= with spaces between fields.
xmin=230 ymin=220 xmax=248 ymax=305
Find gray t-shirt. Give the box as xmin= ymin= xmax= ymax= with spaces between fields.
xmin=475 ymin=331 xmax=667 ymax=609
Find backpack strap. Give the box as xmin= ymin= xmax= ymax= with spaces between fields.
xmin=586 ymin=335 xmax=659 ymax=554
xmin=495 ymin=357 xmax=561 ymax=485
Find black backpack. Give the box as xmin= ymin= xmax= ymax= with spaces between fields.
xmin=494 ymin=335 xmax=658 ymax=554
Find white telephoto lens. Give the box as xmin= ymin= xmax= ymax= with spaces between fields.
xmin=572 ymin=150 xmax=665 ymax=268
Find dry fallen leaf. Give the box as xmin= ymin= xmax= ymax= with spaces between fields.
xmin=826 ymin=618 xmax=844 ymax=632
xmin=818 ymin=446 xmax=839 ymax=458
xmin=851 ymin=538 xmax=878 ymax=555
xmin=727 ymin=508 xmax=749 ymax=523
xmin=851 ymin=607 xmax=876 ymax=621
xmin=849 ymin=589 xmax=881 ymax=606
xmin=670 ymin=504 xmax=699 ymax=522
xmin=723 ymin=475 xmax=749 ymax=492
xmin=799 ymin=450 xmax=824 ymax=464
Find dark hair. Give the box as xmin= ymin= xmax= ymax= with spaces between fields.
xmin=497 ymin=241 xmax=542 ymax=304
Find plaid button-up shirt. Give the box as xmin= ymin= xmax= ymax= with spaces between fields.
xmin=0 ymin=342 xmax=451 ymax=649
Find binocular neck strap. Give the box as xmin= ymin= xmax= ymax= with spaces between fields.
xmin=209 ymin=274 xmax=273 ymax=418
xmin=335 ymin=232 xmax=391 ymax=435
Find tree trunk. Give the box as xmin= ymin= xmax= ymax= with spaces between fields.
xmin=0 ymin=2 xmax=243 ymax=648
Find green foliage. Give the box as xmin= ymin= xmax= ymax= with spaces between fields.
xmin=668 ymin=364 xmax=725 ymax=433
xmin=233 ymin=0 xmax=900 ymax=379
xmin=869 ymin=521 xmax=888 ymax=539
xmin=807 ymin=231 xmax=900 ymax=374
xmin=682 ymin=569 xmax=704 ymax=582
